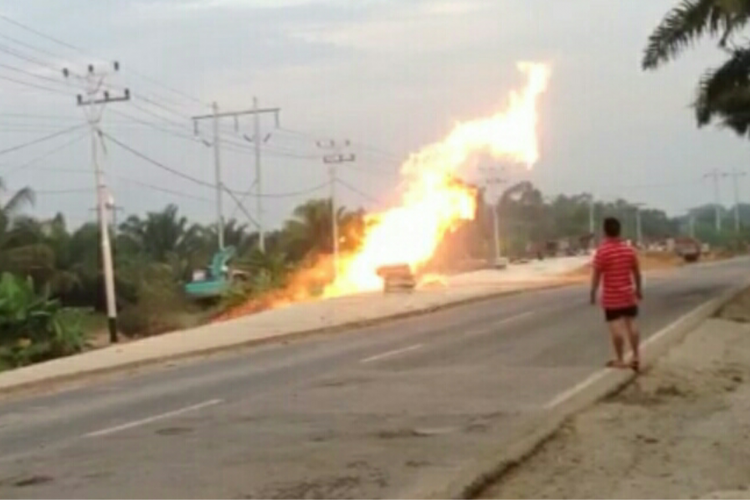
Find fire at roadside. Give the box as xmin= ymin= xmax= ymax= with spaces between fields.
xmin=215 ymin=62 xmax=552 ymax=322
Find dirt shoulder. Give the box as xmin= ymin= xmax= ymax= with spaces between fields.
xmin=481 ymin=290 xmax=750 ymax=499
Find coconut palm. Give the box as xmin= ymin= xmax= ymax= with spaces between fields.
xmin=0 ymin=178 xmax=43 ymax=276
xmin=643 ymin=0 xmax=750 ymax=136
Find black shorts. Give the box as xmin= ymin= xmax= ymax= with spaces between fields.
xmin=604 ymin=305 xmax=638 ymax=322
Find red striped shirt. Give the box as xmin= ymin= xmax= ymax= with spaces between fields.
xmin=593 ymin=238 xmax=637 ymax=309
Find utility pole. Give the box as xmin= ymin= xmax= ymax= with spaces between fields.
xmin=633 ymin=203 xmax=645 ymax=248
xmin=729 ymin=169 xmax=747 ymax=232
xmin=479 ymin=166 xmax=505 ymax=263
xmin=252 ymin=97 xmax=264 ymax=252
xmin=689 ymin=211 xmax=696 ymax=239
xmin=318 ymin=139 xmax=354 ymax=281
xmin=704 ymin=169 xmax=729 ymax=232
xmin=64 ymin=61 xmax=129 ymax=344
xmin=192 ymin=99 xmax=280 ymax=252
xmin=90 ymin=201 xmax=124 ymax=235
xmin=212 ymin=102 xmax=224 ymax=250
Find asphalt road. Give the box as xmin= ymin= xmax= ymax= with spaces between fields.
xmin=0 ymin=259 xmax=747 ymax=499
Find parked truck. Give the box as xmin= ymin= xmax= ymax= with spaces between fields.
xmin=674 ymin=236 xmax=701 ymax=263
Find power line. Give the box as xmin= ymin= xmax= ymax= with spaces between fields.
xmin=3 ymin=131 xmax=88 ymax=176
xmin=0 ymin=71 xmax=72 ymax=95
xmin=116 ymin=176 xmax=213 ymax=203
xmin=0 ymin=31 xmax=67 ymax=60
xmin=0 ymin=14 xmax=86 ymax=55
xmin=102 ymin=131 xmax=216 ymax=189
xmin=0 ymin=124 xmax=86 ymax=157
xmin=35 ymin=187 xmax=91 ymax=195
xmin=336 ymin=177 xmax=382 ymax=204
xmin=132 ymin=93 xmax=192 ymax=120
xmin=0 ymin=41 xmax=62 ymax=73
xmin=108 ymin=108 xmax=204 ymax=143
xmin=102 ymin=131 xmax=328 ymax=198
xmin=127 ymin=70 xmax=205 ymax=105
xmin=277 ymin=126 xmax=403 ymax=163
xmin=237 ymin=182 xmax=329 ymax=199
xmin=0 ymin=13 xmax=207 ymax=108
xmin=128 ymin=100 xmax=189 ymax=129
xmin=0 ymin=60 xmax=73 ymax=88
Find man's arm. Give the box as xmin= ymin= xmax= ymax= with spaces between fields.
xmin=590 ymin=249 xmax=602 ymax=305
xmin=632 ymin=252 xmax=643 ymax=300
xmin=590 ymin=267 xmax=601 ymax=305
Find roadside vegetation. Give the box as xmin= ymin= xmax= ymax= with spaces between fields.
xmin=1 ymin=174 xmax=749 ymax=370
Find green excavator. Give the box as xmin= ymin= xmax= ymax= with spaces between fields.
xmin=184 ymin=246 xmax=249 ymax=300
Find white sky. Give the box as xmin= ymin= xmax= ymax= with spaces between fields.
xmin=0 ymin=0 xmax=746 ymax=229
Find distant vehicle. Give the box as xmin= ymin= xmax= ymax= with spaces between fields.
xmin=184 ymin=246 xmax=249 ymax=300
xmin=674 ymin=237 xmax=701 ymax=263
xmin=492 ymin=257 xmax=509 ymax=269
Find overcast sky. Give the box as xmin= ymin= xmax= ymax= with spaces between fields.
xmin=0 ymin=0 xmax=746 ymax=229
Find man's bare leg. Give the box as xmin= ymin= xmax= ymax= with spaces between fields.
xmin=607 ymin=319 xmax=628 ymax=368
xmin=624 ymin=317 xmax=641 ymax=371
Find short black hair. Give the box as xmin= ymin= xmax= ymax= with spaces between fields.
xmin=603 ymin=217 xmax=621 ymax=238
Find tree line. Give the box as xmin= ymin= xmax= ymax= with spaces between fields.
xmin=2 ymin=172 xmax=748 ymax=367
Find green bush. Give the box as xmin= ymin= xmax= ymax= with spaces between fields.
xmin=0 ymin=272 xmax=87 ymax=368
xmin=114 ymin=259 xmax=192 ymax=337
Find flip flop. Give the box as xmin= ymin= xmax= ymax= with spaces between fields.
xmin=606 ymin=360 xmax=628 ymax=369
xmin=631 ymin=359 xmax=641 ymax=373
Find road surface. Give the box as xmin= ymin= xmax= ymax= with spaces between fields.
xmin=0 ymin=259 xmax=747 ymax=498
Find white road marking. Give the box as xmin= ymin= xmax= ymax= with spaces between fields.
xmin=84 ymin=399 xmax=223 ymax=438
xmin=542 ymin=302 xmax=712 ymax=410
xmin=360 ymin=344 xmax=423 ymax=364
xmin=542 ymin=370 xmax=610 ymax=410
xmin=463 ymin=311 xmax=537 ymax=336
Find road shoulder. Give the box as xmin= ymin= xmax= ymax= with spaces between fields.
xmin=482 ymin=300 xmax=750 ymax=498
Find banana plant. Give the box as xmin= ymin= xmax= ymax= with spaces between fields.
xmin=0 ymin=272 xmax=86 ymax=368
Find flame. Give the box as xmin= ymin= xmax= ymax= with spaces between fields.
xmin=325 ymin=62 xmax=551 ymax=296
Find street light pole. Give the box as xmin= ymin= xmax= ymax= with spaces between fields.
xmin=730 ymin=169 xmax=747 ymax=232
xmin=704 ymin=169 xmax=729 ymax=232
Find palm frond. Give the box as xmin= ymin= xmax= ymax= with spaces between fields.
xmin=694 ymin=46 xmax=750 ymax=135
xmin=1 ymin=186 xmax=35 ymax=216
xmin=642 ymin=0 xmax=747 ymax=70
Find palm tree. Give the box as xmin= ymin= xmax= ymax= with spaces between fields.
xmin=282 ymin=198 xmax=356 ymax=261
xmin=642 ymin=0 xmax=750 ymax=136
xmin=118 ymin=204 xmax=203 ymax=262
xmin=0 ymin=178 xmax=43 ymax=275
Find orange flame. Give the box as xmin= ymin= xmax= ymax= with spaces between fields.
xmin=325 ymin=62 xmax=551 ymax=296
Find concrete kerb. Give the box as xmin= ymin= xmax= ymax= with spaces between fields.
xmin=417 ymin=277 xmax=750 ymax=500
xmin=0 ymin=280 xmax=578 ymax=400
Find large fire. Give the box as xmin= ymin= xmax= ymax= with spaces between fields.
xmin=324 ymin=62 xmax=551 ymax=297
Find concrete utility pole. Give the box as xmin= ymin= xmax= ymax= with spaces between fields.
xmin=689 ymin=211 xmax=696 ymax=239
xmin=90 ymin=201 xmax=124 ymax=235
xmin=704 ymin=169 xmax=729 ymax=232
xmin=729 ymin=169 xmax=747 ymax=232
xmin=192 ymin=99 xmax=280 ymax=252
xmin=479 ymin=166 xmax=505 ymax=263
xmin=318 ymin=139 xmax=354 ymax=281
xmin=633 ymin=203 xmax=646 ymax=248
xmin=64 ymin=61 xmax=129 ymax=344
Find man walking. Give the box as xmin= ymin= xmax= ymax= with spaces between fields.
xmin=590 ymin=217 xmax=643 ymax=371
